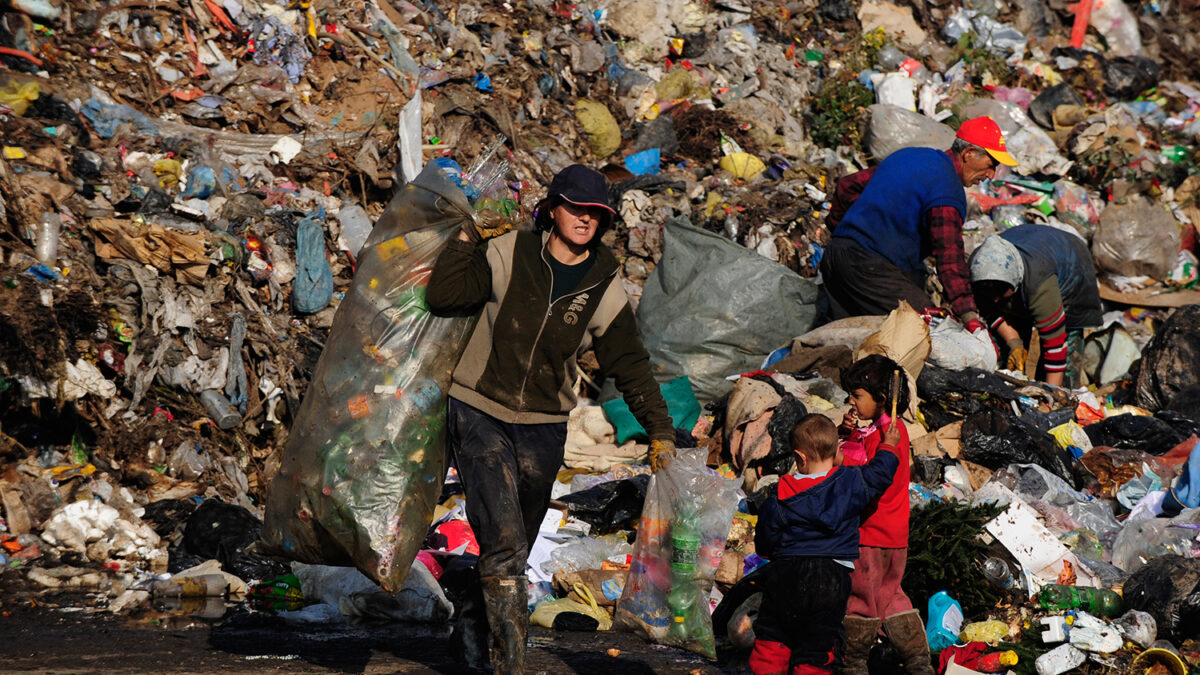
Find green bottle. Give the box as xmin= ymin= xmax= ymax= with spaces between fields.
xmin=668 ymin=509 xmax=703 ymax=642
xmin=1036 ymin=584 xmax=1122 ymax=617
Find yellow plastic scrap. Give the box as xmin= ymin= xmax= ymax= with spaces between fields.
xmin=703 ymin=191 xmax=723 ymax=218
xmin=1049 ymin=420 xmax=1090 ymax=452
xmin=574 ymin=99 xmax=621 ymax=159
xmin=0 ymin=79 xmax=41 ymax=116
xmin=152 ymin=158 xmax=183 ymax=188
xmin=3 ymin=146 xmax=26 ymax=159
xmin=719 ymin=152 xmax=767 ymax=181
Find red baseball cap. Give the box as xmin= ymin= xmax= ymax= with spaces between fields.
xmin=956 ymin=116 xmax=1018 ymax=167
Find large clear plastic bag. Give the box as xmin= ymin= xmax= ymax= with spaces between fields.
xmin=614 ymin=449 xmax=742 ymax=659
xmin=1111 ymin=508 xmax=1200 ymax=574
xmin=262 ymin=164 xmax=481 ymax=592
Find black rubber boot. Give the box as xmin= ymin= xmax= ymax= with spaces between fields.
xmin=883 ymin=610 xmax=936 ymax=675
xmin=482 ymin=575 xmax=528 ymax=675
xmin=839 ymin=616 xmax=879 ymax=675
xmin=450 ymin=574 xmax=491 ymax=671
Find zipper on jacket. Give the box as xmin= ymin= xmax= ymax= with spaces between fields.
xmin=515 ymin=245 xmax=616 ymax=410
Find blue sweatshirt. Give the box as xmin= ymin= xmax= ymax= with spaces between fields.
xmin=755 ymin=447 xmax=900 ymax=560
xmin=833 ymin=147 xmax=967 ymax=273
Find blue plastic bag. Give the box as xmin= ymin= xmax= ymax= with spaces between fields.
xmin=1163 ymin=441 xmax=1200 ymax=516
xmin=624 ymin=148 xmax=661 ymax=176
xmin=293 ymin=211 xmax=334 ymax=314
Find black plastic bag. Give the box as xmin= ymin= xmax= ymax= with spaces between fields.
xmin=1028 ymin=83 xmax=1085 ymax=129
xmin=961 ymin=410 xmax=1081 ymax=488
xmin=1136 ymin=305 xmax=1200 ymax=412
xmin=558 ymin=475 xmax=651 ymax=534
xmin=917 ymin=366 xmax=1018 ymax=429
xmin=142 ymin=499 xmax=198 ymax=537
xmin=1103 ymin=56 xmax=1161 ymax=101
xmin=184 ymin=499 xmax=289 ymax=581
xmin=1019 ymin=407 xmax=1077 ymax=433
xmin=1167 ymin=386 xmax=1200 ymax=422
xmin=1122 ymin=554 xmax=1200 ymax=640
xmin=1157 ymin=409 xmax=1200 ymax=443
xmin=818 ymin=0 xmax=854 ymax=20
xmin=1083 ymin=413 xmax=1188 ymax=455
xmin=760 ymin=395 xmax=808 ymax=477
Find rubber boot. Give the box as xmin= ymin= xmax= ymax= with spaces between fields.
xmin=883 ymin=610 xmax=936 ymax=675
xmin=839 ymin=616 xmax=879 ymax=675
xmin=449 ymin=575 xmax=491 ymax=671
xmin=482 ymin=575 xmax=528 ymax=675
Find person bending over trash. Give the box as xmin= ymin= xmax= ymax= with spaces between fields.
xmin=426 ymin=163 xmax=674 ymax=674
xmin=969 ymin=225 xmax=1103 ymax=388
xmin=752 ymin=414 xmax=900 ymax=675
xmin=837 ymin=355 xmax=933 ymax=675
xmin=821 ymin=116 xmax=1019 ymax=337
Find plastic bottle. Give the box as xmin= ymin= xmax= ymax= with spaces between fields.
xmin=876 ymin=44 xmax=909 ymax=71
xmin=981 ymin=557 xmax=1015 ymax=590
xmin=337 ymin=204 xmax=373 ymax=256
xmin=200 ymin=390 xmax=242 ymax=430
xmin=977 ymin=650 xmax=1018 ymax=672
xmin=152 ymin=574 xmax=227 ymax=597
xmin=1037 ymin=584 xmax=1123 ymax=618
xmin=926 ymin=591 xmax=964 ymax=652
xmin=668 ymin=508 xmax=702 ymax=642
xmin=35 ymin=213 xmax=61 ymax=266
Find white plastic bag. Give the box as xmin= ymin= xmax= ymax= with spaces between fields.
xmin=927 ymin=316 xmax=998 ymax=371
xmin=1089 ymin=0 xmax=1143 ymax=57
xmin=292 ymin=560 xmax=453 ymax=623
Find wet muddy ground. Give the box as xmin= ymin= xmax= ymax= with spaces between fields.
xmin=0 ymin=571 xmax=746 ymax=674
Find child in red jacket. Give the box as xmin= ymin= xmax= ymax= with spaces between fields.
xmin=838 ymin=355 xmax=932 ymax=675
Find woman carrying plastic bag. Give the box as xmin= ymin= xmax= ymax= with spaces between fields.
xmin=426 ymin=163 xmax=675 ymax=674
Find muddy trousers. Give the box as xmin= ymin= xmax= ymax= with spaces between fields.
xmin=448 ymin=397 xmax=567 ymax=579
xmin=448 ymin=399 xmax=566 ymax=673
xmin=750 ymin=558 xmax=852 ymax=675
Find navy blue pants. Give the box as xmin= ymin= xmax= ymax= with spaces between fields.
xmin=753 ymin=557 xmax=853 ymax=668
xmin=448 ymin=398 xmax=567 ymax=578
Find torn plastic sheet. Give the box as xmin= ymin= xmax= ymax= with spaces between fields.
xmin=16 ymin=358 xmax=119 ymax=400
xmin=398 ymin=92 xmax=423 ymax=183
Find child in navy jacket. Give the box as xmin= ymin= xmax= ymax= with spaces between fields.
xmin=751 ymin=414 xmax=901 ymax=675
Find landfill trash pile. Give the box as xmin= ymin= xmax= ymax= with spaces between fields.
xmin=2 ymin=0 xmax=1200 ymax=672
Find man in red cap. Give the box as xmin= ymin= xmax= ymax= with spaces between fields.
xmin=820 ymin=116 xmax=1018 ymax=336
xmin=427 ymin=164 xmax=674 ymax=674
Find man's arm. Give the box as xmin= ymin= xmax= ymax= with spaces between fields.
xmin=826 ymin=166 xmax=878 ymax=232
xmin=928 ymin=206 xmax=982 ymax=325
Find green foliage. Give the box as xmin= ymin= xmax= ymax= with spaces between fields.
xmin=902 ymin=498 xmax=1007 ymax=619
xmin=807 ymin=75 xmax=874 ymax=150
